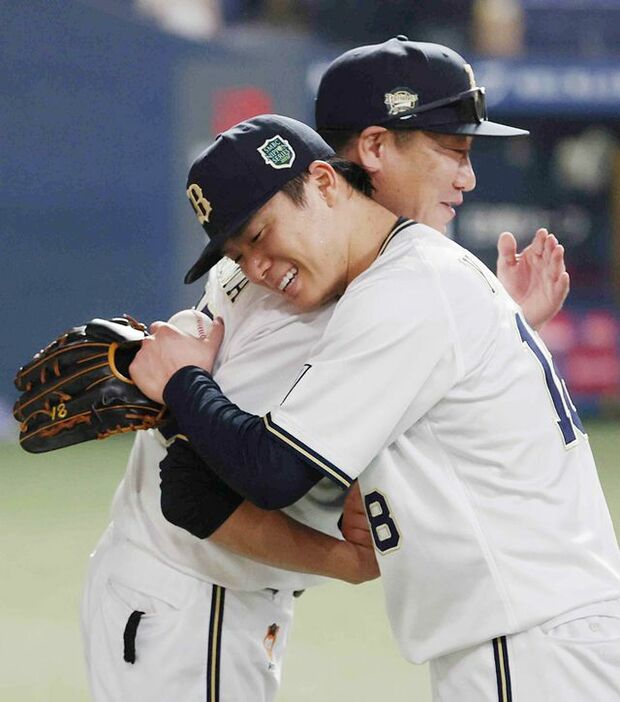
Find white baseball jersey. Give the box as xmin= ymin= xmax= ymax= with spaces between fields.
xmin=267 ymin=220 xmax=620 ymax=662
xmin=110 ymin=258 xmax=343 ymax=591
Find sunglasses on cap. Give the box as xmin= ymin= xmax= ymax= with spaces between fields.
xmin=395 ymin=88 xmax=488 ymax=127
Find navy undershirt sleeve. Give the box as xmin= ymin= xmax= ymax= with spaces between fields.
xmin=160 ymin=439 xmax=244 ymax=538
xmin=163 ymin=366 xmax=324 ymax=509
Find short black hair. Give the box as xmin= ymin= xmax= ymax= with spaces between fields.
xmin=320 ymin=126 xmax=424 ymax=154
xmin=391 ymin=128 xmax=420 ymax=148
xmin=317 ymin=129 xmax=361 ymax=155
xmin=281 ymin=156 xmax=373 ymax=207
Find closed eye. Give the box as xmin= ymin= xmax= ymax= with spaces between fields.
xmin=445 ymin=146 xmax=470 ymax=157
xmin=226 ymin=226 xmax=265 ymax=263
xmin=435 ymin=138 xmax=473 ymax=158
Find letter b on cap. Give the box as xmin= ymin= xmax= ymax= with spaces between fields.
xmin=187 ymin=183 xmax=212 ymax=224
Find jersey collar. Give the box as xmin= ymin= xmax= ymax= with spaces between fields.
xmin=377 ymin=217 xmax=415 ymax=258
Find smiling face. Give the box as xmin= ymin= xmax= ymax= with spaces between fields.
xmin=350 ymin=129 xmax=476 ymax=233
xmin=223 ymin=174 xmax=350 ymax=312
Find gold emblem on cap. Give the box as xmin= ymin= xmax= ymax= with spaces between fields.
xmin=463 ymin=64 xmax=476 ymax=90
xmin=187 ymin=183 xmax=212 ymax=224
xmin=384 ymin=88 xmax=418 ymax=116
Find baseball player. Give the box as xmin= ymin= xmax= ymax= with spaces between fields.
xmin=83 ymin=39 xmax=572 ymax=702
xmin=130 ymin=112 xmax=620 ymax=702
xmin=81 ymin=266 xmax=377 ymax=701
xmin=315 ymin=36 xmax=569 ymax=331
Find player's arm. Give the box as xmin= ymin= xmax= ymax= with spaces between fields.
xmin=129 ymin=318 xmax=344 ymax=508
xmin=130 ymin=267 xmax=457 ymax=506
xmin=128 ymin=316 xmax=322 ymax=509
xmin=211 ymin=499 xmax=377 ymax=584
xmin=209 ymin=496 xmax=377 ymax=584
xmin=159 ymin=438 xmax=377 ymax=583
xmin=496 ymin=228 xmax=570 ymax=329
xmin=162 ymin=272 xmax=373 ymax=578
xmin=160 ymin=366 xmax=325 ymax=508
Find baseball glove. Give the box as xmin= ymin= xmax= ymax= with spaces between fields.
xmin=13 ymin=316 xmax=167 ymax=453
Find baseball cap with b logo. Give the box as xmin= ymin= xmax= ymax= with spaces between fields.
xmin=184 ymin=114 xmax=334 ymax=284
xmin=315 ymin=35 xmax=528 ymax=137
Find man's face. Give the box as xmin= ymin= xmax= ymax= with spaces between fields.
xmin=223 ymin=188 xmax=348 ymax=313
xmin=368 ymin=131 xmax=476 ymax=233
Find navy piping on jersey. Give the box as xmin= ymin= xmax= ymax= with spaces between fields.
xmin=377 ymin=217 xmax=415 ymax=257
xmin=280 ymin=364 xmax=312 ymax=405
xmin=264 ymin=412 xmax=352 ymax=489
xmin=206 ymin=585 xmax=225 ymax=702
xmin=163 ymin=367 xmax=324 ymax=509
xmin=199 ymin=302 xmax=214 ymax=319
xmin=492 ymin=636 xmax=513 ymax=702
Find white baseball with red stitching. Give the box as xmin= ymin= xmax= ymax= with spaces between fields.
xmin=167 ymin=309 xmax=212 ymax=339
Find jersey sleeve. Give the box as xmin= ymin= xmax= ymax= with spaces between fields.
xmin=267 ymin=264 xmax=462 ymax=487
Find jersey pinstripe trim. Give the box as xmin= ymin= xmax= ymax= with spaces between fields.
xmin=198 ymin=302 xmax=214 ymax=319
xmin=492 ymin=636 xmax=513 ymax=702
xmin=377 ymin=218 xmax=415 ymax=257
xmin=280 ymin=364 xmax=312 ymax=405
xmin=263 ymin=412 xmax=352 ymax=489
xmin=206 ymin=585 xmax=225 ymax=702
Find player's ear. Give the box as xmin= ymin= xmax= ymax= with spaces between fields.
xmin=354 ymin=126 xmax=389 ymax=174
xmin=307 ymin=160 xmax=338 ymax=205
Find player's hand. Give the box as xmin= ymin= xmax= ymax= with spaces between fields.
xmin=338 ymin=482 xmax=379 ymax=584
xmin=341 ymin=482 xmax=373 ymax=549
xmin=496 ymin=229 xmax=570 ymax=330
xmin=336 ymin=539 xmax=379 ymax=584
xmin=130 ymin=317 xmax=225 ymax=403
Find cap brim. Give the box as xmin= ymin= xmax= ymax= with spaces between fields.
xmin=412 ymin=119 xmax=529 ymax=138
xmin=184 ymin=190 xmax=278 ymax=284
xmin=184 ymin=242 xmax=223 ymax=284
xmin=183 ymin=187 xmax=276 ymax=285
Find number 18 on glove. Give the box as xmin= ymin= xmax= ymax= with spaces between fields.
xmin=13 ymin=317 xmax=167 ymax=453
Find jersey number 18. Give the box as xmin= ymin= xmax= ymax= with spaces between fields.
xmin=516 ymin=313 xmax=585 ymax=447
xmin=364 ymin=491 xmax=401 ymax=554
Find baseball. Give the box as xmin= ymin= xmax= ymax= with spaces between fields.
xmin=167 ymin=308 xmax=212 ymax=339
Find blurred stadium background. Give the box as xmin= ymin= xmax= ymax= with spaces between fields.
xmin=1 ymin=1 xmax=619 ymax=700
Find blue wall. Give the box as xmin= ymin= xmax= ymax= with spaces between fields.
xmin=1 ymin=1 xmax=183 ymax=405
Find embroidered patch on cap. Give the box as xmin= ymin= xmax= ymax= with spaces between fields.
xmin=257 ymin=135 xmax=296 ymax=169
xmin=187 ymin=183 xmax=212 ymax=224
xmin=384 ymin=88 xmax=419 ymax=116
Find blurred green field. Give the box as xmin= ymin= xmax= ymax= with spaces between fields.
xmin=1 ymin=420 xmax=618 ymax=701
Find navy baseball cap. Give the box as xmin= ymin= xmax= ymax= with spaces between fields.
xmin=184 ymin=114 xmax=334 ymax=284
xmin=316 ymin=36 xmax=528 ymax=138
